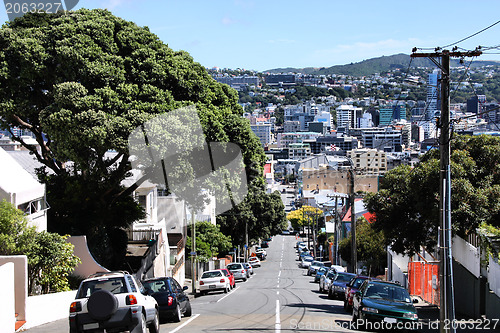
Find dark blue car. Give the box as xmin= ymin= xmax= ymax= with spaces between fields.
xmin=142 ymin=277 xmax=192 ymax=322
xmin=328 ymin=272 xmax=356 ymax=300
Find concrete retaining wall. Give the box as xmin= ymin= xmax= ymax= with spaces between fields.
xmin=24 ymin=290 xmax=77 ymax=329
xmin=0 ymin=262 xmax=15 ymax=333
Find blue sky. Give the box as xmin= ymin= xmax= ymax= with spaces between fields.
xmin=2 ymin=0 xmax=500 ymax=71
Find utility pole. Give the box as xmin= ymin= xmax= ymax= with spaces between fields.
xmin=411 ymin=47 xmax=481 ymax=333
xmin=349 ymin=163 xmax=356 ymax=274
xmin=190 ymin=207 xmax=196 ymax=294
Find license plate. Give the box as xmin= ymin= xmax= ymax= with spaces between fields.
xmin=209 ymin=285 xmax=216 ymax=289
xmin=83 ymin=323 xmax=99 ymax=330
xmin=384 ymin=317 xmax=397 ymax=324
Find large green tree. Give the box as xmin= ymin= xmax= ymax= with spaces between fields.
xmin=0 ymin=9 xmax=265 ymax=268
xmin=339 ymin=217 xmax=387 ymax=276
xmin=186 ymin=221 xmax=233 ymax=262
xmin=365 ymin=134 xmax=500 ymax=256
xmin=217 ymin=189 xmax=287 ymax=246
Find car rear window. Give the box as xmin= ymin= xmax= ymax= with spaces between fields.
xmin=143 ymin=279 xmax=169 ymax=293
xmin=201 ymin=271 xmax=222 ymax=278
xmin=77 ymin=277 xmax=127 ymax=298
xmin=335 ymin=273 xmax=355 ymax=283
xmin=227 ymin=264 xmax=242 ymax=270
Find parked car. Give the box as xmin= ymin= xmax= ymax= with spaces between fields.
xmin=299 ymin=255 xmax=314 ymax=268
xmin=142 ymin=276 xmax=191 ymax=322
xmin=295 ymin=241 xmax=305 ymax=249
xmin=255 ymin=247 xmax=267 ymax=258
xmin=298 ymin=249 xmax=312 ymax=260
xmin=243 ymin=262 xmax=253 ymax=276
xmin=261 ymin=241 xmax=269 ymax=248
xmin=319 ymin=268 xmax=337 ymax=293
xmin=307 ymin=260 xmax=325 ymax=276
xmin=314 ymin=266 xmax=328 ymax=283
xmin=217 ymin=268 xmax=236 ymax=289
xmin=226 ymin=263 xmax=248 ymax=281
xmin=199 ymin=270 xmax=231 ymax=295
xmin=352 ymin=280 xmax=418 ymax=329
xmin=344 ymin=275 xmax=370 ymax=311
xmin=248 ymin=257 xmax=261 ymax=267
xmin=69 ymin=271 xmax=159 ymax=333
xmin=328 ymin=272 xmax=356 ymax=300
xmin=330 ymin=264 xmax=346 ymax=273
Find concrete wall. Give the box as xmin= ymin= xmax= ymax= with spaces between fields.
xmin=66 ymin=236 xmax=109 ymax=278
xmin=24 ymin=290 xmax=77 ymax=329
xmin=0 ymin=262 xmax=15 ymax=333
xmin=0 ymin=256 xmax=27 ymax=322
xmin=485 ymin=284 xmax=500 ymax=321
xmin=453 ymin=259 xmax=481 ymax=318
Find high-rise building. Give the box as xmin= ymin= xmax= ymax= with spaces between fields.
xmin=426 ymin=69 xmax=440 ymax=121
xmin=379 ymin=105 xmax=406 ymax=126
xmin=466 ymin=95 xmax=486 ymax=115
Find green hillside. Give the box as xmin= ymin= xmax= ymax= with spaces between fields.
xmin=265 ymin=53 xmax=500 ymax=76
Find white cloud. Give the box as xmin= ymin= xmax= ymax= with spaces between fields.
xmin=309 ymin=38 xmax=424 ymax=65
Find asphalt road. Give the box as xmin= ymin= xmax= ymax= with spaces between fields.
xmin=23 ymin=234 xmax=355 ymax=333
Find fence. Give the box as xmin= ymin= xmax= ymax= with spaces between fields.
xmin=488 ymin=256 xmax=500 ymax=297
xmin=408 ymin=261 xmax=440 ymax=305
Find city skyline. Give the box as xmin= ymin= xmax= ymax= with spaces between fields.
xmin=1 ymin=1 xmax=500 ymax=71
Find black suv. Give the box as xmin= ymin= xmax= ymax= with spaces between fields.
xmin=142 ymin=276 xmax=192 ymax=322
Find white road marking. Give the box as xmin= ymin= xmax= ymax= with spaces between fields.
xmin=169 ymin=313 xmax=200 ymax=333
xmin=275 ymin=299 xmax=281 ymax=332
xmin=216 ymin=286 xmax=240 ymax=302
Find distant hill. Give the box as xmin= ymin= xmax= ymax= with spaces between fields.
xmin=264 ymin=53 xmax=500 ymax=76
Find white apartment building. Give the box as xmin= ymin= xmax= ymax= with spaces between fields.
xmin=336 ymin=104 xmax=363 ymax=130
xmin=250 ymin=124 xmax=272 ymax=147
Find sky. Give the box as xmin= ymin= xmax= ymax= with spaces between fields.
xmin=2 ymin=0 xmax=500 ymax=71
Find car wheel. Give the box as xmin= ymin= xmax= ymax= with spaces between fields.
xmin=132 ymin=312 xmax=147 ymax=333
xmin=173 ymin=304 xmax=182 ymax=323
xmin=184 ymin=301 xmax=192 ymax=317
xmin=148 ymin=310 xmax=160 ymax=333
xmin=243 ymin=277 xmax=247 ymax=282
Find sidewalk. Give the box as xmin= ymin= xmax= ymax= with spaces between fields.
xmin=414 ymin=297 xmax=500 ymax=332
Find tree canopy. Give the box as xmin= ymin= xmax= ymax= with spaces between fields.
xmin=186 ymin=221 xmax=233 ymax=262
xmin=364 ymin=134 xmax=500 ymax=256
xmin=286 ymin=205 xmax=323 ymax=231
xmin=339 ymin=217 xmax=386 ymax=276
xmin=0 ymin=9 xmax=266 ymax=268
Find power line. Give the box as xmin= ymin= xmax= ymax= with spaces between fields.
xmin=441 ymin=20 xmax=500 ymax=49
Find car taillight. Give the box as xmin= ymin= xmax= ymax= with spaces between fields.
xmin=167 ymin=296 xmax=173 ymax=306
xmin=126 ymin=295 xmax=138 ymax=305
xmin=241 ymin=270 xmax=245 ymax=274
xmin=200 ymin=281 xmax=204 ymax=285
xmin=220 ymin=279 xmax=225 ymax=283
xmin=69 ymin=301 xmax=81 ymax=313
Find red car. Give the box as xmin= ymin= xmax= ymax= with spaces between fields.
xmin=344 ymin=275 xmax=370 ymax=311
xmin=218 ymin=268 xmax=236 ymax=289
